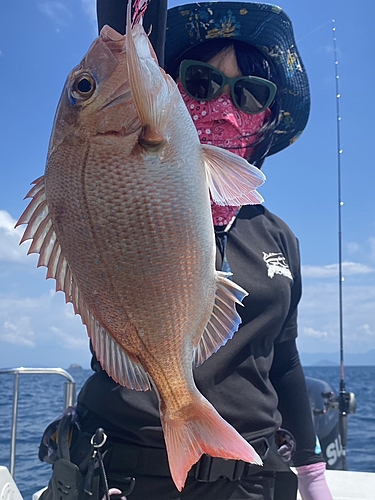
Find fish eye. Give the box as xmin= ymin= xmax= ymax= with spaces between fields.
xmin=70 ymin=73 xmax=96 ymax=101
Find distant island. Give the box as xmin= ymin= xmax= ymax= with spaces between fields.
xmin=313 ymin=360 xmax=339 ymax=367
xmin=300 ymin=349 xmax=375 ymax=367
xmin=68 ymin=363 xmax=83 ymax=370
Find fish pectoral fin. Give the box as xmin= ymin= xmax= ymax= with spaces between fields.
xmin=202 ymin=144 xmax=266 ymax=206
xmin=89 ymin=319 xmax=151 ymax=391
xmin=194 ymin=271 xmax=248 ymax=367
xmin=125 ymin=2 xmax=177 ymax=144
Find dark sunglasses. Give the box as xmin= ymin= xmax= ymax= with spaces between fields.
xmin=179 ymin=60 xmax=277 ymax=115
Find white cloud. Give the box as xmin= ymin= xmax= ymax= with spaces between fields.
xmin=1 ymin=317 xmax=35 ymax=347
xmin=0 ymin=290 xmax=88 ymax=356
xmin=302 ymin=261 xmax=375 ymax=278
xmin=303 ymin=326 xmax=328 ymax=339
xmin=51 ymin=326 xmax=88 ymax=350
xmin=37 ymin=1 xmax=72 ymax=25
xmin=0 ymin=210 xmax=31 ymax=263
xmin=346 ymin=241 xmax=360 ymax=255
xmin=359 ymin=324 xmax=374 ymax=337
xmin=298 ymin=280 xmax=375 ymax=354
xmin=80 ymin=0 xmax=96 ymax=23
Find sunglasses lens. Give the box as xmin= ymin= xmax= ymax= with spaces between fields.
xmin=181 ymin=61 xmax=276 ymax=113
xmin=183 ymin=65 xmax=223 ymax=100
xmin=233 ymin=79 xmax=273 ymax=114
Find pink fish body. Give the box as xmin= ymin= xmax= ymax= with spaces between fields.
xmin=17 ymin=9 xmax=266 ymax=491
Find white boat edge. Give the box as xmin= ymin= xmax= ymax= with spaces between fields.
xmin=0 ymin=466 xmax=23 ymax=500
xmin=1 ymin=465 xmax=375 ymax=500
xmin=294 ymin=468 xmax=375 ymax=500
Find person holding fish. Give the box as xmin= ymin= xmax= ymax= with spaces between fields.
xmin=21 ymin=1 xmax=333 ymax=500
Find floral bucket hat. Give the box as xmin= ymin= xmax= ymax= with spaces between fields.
xmin=165 ymin=1 xmax=310 ymax=157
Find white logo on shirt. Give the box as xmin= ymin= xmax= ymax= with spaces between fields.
xmin=263 ymin=252 xmax=293 ymax=280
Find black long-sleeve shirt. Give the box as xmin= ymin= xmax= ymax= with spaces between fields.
xmin=79 ymin=204 xmax=321 ymax=466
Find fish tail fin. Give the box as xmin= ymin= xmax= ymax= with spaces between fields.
xmin=161 ymin=397 xmax=262 ymax=491
xmin=125 ymin=1 xmax=177 ymax=145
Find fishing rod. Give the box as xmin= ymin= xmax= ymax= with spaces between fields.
xmin=331 ymin=19 xmax=356 ymax=471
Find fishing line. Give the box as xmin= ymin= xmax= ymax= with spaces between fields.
xmin=296 ymin=19 xmax=332 ymax=44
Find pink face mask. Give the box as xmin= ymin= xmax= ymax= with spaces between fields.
xmin=178 ymin=82 xmax=270 ymax=159
xmin=178 ymin=83 xmax=270 ymax=225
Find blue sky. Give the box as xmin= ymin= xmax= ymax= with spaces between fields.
xmin=0 ymin=0 xmax=374 ymax=369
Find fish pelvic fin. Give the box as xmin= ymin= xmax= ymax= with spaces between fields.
xmin=125 ymin=1 xmax=177 ymax=147
xmin=162 ymin=396 xmax=262 ymax=491
xmin=202 ymin=144 xmax=266 ymax=205
xmin=193 ymin=271 xmax=248 ymax=367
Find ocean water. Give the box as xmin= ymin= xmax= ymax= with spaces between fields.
xmin=303 ymin=365 xmax=375 ymax=473
xmin=0 ymin=366 xmax=374 ymax=500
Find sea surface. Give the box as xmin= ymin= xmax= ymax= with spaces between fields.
xmin=0 ymin=365 xmax=374 ymax=500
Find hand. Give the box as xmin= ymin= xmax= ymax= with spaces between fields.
xmin=296 ymin=462 xmax=333 ymax=500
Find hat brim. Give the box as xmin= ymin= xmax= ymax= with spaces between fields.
xmin=165 ymin=2 xmax=310 ymax=156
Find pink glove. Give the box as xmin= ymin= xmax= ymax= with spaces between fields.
xmin=296 ymin=462 xmax=333 ymax=500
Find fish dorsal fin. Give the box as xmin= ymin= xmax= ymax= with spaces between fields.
xmin=16 ymin=177 xmax=81 ymax=300
xmin=194 ymin=271 xmax=248 ymax=367
xmin=17 ymin=177 xmax=69 ymax=292
xmin=89 ymin=319 xmax=151 ymax=390
xmin=202 ymin=144 xmax=266 ymax=206
xmin=16 ymin=177 xmax=151 ymax=391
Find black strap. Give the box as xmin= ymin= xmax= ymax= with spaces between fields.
xmin=57 ymin=411 xmax=74 ymax=461
xmin=106 ymin=436 xmax=273 ymax=482
xmin=189 ymin=437 xmax=270 ymax=482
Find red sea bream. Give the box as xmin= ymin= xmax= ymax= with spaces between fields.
xmin=16 ymin=8 xmax=266 ymax=491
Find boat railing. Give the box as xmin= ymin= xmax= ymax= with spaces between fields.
xmin=0 ymin=367 xmax=76 ymax=478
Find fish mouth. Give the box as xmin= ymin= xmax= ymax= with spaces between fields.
xmin=100 ymin=25 xmax=125 ymax=44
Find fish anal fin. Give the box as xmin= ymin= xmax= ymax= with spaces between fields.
xmin=194 ymin=271 xmax=248 ymax=367
xmin=162 ymin=396 xmax=262 ymax=491
xmin=89 ymin=319 xmax=151 ymax=391
xmin=202 ymin=144 xmax=266 ymax=206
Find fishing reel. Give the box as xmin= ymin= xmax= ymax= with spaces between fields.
xmin=318 ymin=387 xmax=356 ymax=448
xmin=313 ymin=388 xmax=356 ymax=416
xmin=337 ymin=389 xmax=357 ymax=416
